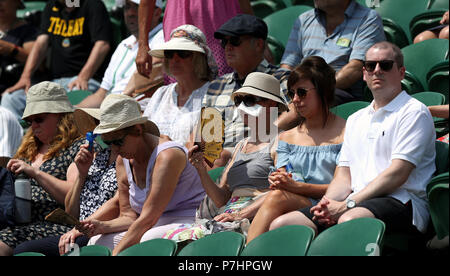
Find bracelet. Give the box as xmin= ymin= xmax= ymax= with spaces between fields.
xmin=9 ymin=45 xmax=19 ymax=58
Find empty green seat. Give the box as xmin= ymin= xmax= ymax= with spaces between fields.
xmin=402 ymin=39 xmax=449 ymax=93
xmin=117 ymin=239 xmax=177 ymax=256
xmin=266 ymin=36 xmax=285 ymax=65
xmin=434 ymin=140 xmax=449 ymax=176
xmin=240 ymin=225 xmax=315 ymax=256
xmin=177 ymin=231 xmax=245 ymax=256
xmin=307 ymin=218 xmax=386 ymax=256
xmin=16 ymin=1 xmax=47 ymax=18
xmin=251 ymin=0 xmax=285 ymax=18
xmin=411 ymin=91 xmax=446 ymax=107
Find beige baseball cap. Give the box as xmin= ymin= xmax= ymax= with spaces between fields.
xmin=22 ymin=81 xmax=74 ymax=119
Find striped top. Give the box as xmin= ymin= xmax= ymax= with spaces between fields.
xmin=282 ymin=1 xmax=385 ymax=70
xmin=0 ymin=106 xmax=22 ymax=158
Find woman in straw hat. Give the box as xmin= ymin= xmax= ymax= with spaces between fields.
xmin=13 ymin=108 xmax=119 ymax=256
xmin=246 ymin=56 xmax=346 ymax=243
xmin=142 ymin=24 xmax=218 ymax=146
xmin=77 ymin=94 xmax=205 ymax=255
xmin=161 ymin=72 xmax=288 ymax=242
xmin=0 ymin=81 xmax=87 ymax=256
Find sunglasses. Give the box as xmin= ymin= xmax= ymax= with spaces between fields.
xmin=288 ymin=87 xmax=315 ymax=100
xmin=220 ymin=36 xmax=242 ymax=49
xmin=234 ymin=95 xmax=264 ymax=107
xmin=24 ymin=114 xmax=48 ymax=126
xmin=102 ymin=135 xmax=127 ymax=147
xmin=363 ymin=60 xmax=395 ymax=72
xmin=164 ymin=50 xmax=193 ymax=59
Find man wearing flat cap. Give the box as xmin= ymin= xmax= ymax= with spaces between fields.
xmin=203 ymin=14 xmax=298 ymax=166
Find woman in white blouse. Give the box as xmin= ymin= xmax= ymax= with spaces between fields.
xmin=143 ymin=24 xmax=218 ymax=146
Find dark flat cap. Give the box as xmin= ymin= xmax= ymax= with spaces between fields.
xmin=214 ymin=14 xmax=268 ymax=40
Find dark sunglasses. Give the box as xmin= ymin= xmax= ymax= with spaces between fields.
xmin=220 ymin=36 xmax=242 ymax=49
xmin=24 ymin=115 xmax=47 ymax=126
xmin=164 ymin=50 xmax=193 ymax=59
xmin=102 ymin=136 xmax=126 ymax=147
xmin=288 ymin=87 xmax=315 ymax=100
xmin=234 ymin=95 xmax=264 ymax=107
xmin=363 ymin=60 xmax=395 ymax=72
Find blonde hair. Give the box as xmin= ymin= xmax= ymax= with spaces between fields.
xmin=14 ymin=113 xmax=82 ymax=161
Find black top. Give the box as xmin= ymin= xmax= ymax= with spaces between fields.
xmin=39 ymin=0 xmax=113 ymax=80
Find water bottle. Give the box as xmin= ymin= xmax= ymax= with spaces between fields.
xmin=14 ymin=173 xmax=31 ymax=224
xmin=285 ymin=162 xmax=305 ymax=182
xmin=86 ymin=132 xmax=97 ymax=152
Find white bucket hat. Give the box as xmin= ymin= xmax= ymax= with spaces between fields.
xmin=93 ymin=94 xmax=159 ymax=136
xmin=231 ymin=72 xmax=289 ymax=112
xmin=22 ymin=81 xmax=74 ymax=119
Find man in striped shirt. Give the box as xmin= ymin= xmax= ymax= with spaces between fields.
xmin=281 ymin=0 xmax=385 ymax=104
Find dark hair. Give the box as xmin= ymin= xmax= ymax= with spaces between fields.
xmin=287 ymin=56 xmax=336 ymax=127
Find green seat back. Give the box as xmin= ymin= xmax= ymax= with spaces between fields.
xmin=117 ymin=239 xmax=177 ymax=256
xmin=251 ymin=0 xmax=285 ymax=18
xmin=177 ymin=231 xmax=245 ymax=256
xmin=14 ymin=252 xmax=45 ymax=256
xmin=411 ymin=91 xmax=446 ymax=107
xmin=16 ymin=1 xmax=47 ymax=18
xmin=207 ymin=166 xmax=225 ymax=183
xmin=434 ymin=140 xmax=449 ymax=176
xmin=427 ymin=61 xmax=449 ymax=103
xmin=426 ymin=172 xmax=449 ymax=239
xmin=240 ymin=225 xmax=315 ymax=256
xmin=266 ymin=36 xmax=285 ymax=65
xmin=330 ymin=101 xmax=370 ymax=120
xmin=375 ymin=0 xmax=430 ymax=47
xmin=263 ymin=5 xmax=313 ymax=47
xmin=67 ymin=90 xmax=93 ymax=105
xmin=307 ymin=218 xmax=386 ymax=256
xmin=64 ymin=245 xmax=111 ymax=256
xmin=291 ymin=0 xmax=314 ymax=7
xmin=402 ymin=39 xmax=449 ymax=92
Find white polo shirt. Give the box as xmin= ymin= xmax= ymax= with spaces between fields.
xmin=100 ymin=23 xmax=164 ymax=95
xmin=339 ymin=91 xmax=436 ymax=233
xmin=0 ymin=106 xmax=23 ymax=158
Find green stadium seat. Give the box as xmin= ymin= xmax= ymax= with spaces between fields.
xmin=402 ymin=39 xmax=449 ymax=94
xmin=67 ymin=90 xmax=93 ymax=105
xmin=307 ymin=218 xmax=386 ymax=256
xmin=16 ymin=1 xmax=47 ymax=18
xmin=14 ymin=252 xmax=45 ymax=256
xmin=427 ymin=172 xmax=449 ymax=240
xmin=330 ymin=101 xmax=370 ymax=120
xmin=266 ymin=35 xmax=285 ymax=65
xmin=117 ymin=238 xmax=178 ymax=256
xmin=64 ymin=245 xmax=112 ymax=256
xmin=427 ymin=61 xmax=449 ymax=103
xmin=177 ymin=231 xmax=245 ymax=256
xmin=263 ymin=5 xmax=313 ymax=48
xmin=251 ymin=0 xmax=285 ymax=18
xmin=240 ymin=225 xmax=315 ymax=256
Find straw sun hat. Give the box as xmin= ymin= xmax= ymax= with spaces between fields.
xmin=22 ymin=81 xmax=74 ymax=119
xmin=231 ymin=72 xmax=289 ymax=112
xmin=90 ymin=94 xmax=159 ymax=136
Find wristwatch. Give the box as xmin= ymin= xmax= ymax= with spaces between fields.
xmin=346 ymin=198 xmax=356 ymax=209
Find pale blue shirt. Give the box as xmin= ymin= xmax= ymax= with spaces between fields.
xmin=281 ymin=1 xmax=385 ymax=97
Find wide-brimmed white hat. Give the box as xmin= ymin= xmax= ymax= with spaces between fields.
xmin=231 ymin=72 xmax=289 ymax=112
xmin=22 ymin=81 xmax=74 ymax=119
xmin=93 ymin=94 xmax=159 ymax=136
xmin=149 ymin=25 xmax=207 ymax=58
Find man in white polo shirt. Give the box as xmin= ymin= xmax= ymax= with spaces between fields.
xmin=269 ymin=41 xmax=436 ymax=238
xmin=77 ymin=0 xmax=164 ymax=108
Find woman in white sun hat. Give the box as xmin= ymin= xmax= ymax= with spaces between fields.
xmin=143 ymin=24 xmax=218 ymax=147
xmin=1 ymin=81 xmax=87 ymax=256
xmin=78 ymin=94 xmax=205 ymax=256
